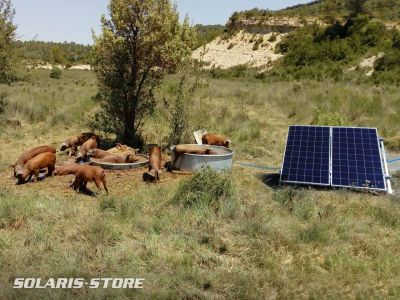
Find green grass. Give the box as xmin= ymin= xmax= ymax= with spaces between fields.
xmin=1 ymin=69 xmax=400 ymax=298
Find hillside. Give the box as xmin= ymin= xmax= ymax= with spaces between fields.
xmin=231 ymin=0 xmax=400 ymax=21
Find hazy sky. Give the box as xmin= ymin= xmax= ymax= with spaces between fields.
xmin=13 ymin=0 xmax=310 ymax=44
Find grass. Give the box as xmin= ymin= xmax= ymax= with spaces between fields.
xmin=1 ymin=69 xmax=400 ymax=298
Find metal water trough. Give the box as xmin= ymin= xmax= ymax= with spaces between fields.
xmin=90 ymin=154 xmax=149 ymax=170
xmin=170 ymin=144 xmax=234 ymax=172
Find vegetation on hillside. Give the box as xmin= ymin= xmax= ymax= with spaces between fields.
xmin=229 ymin=0 xmax=400 ymax=21
xmin=0 ymin=0 xmax=17 ymax=84
xmin=270 ymin=14 xmax=400 ymax=83
xmin=194 ymin=24 xmax=225 ymax=49
xmin=15 ymin=40 xmax=92 ymax=66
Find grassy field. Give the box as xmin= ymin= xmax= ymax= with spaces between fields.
xmin=1 ymin=69 xmax=400 ymax=299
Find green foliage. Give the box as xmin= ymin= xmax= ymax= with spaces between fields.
xmin=0 ymin=0 xmax=17 ymax=84
xmin=346 ymin=0 xmax=368 ymax=16
xmin=15 ymin=40 xmax=92 ymax=65
xmin=311 ymin=106 xmax=349 ymax=126
xmin=92 ymin=0 xmax=196 ymax=146
xmin=228 ymin=0 xmax=400 ymax=21
xmin=172 ymin=167 xmax=236 ymax=217
xmin=0 ymin=91 xmax=7 ymax=115
xmin=194 ymin=24 xmax=224 ymax=49
xmin=270 ymin=16 xmax=396 ymax=81
xmin=164 ymin=70 xmax=199 ymax=146
xmin=49 ymin=67 xmax=61 ymax=79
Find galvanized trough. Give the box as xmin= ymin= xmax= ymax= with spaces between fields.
xmin=90 ymin=154 xmax=149 ymax=170
xmin=170 ymin=144 xmax=234 ymax=172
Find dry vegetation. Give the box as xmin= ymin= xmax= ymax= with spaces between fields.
xmin=1 ymin=70 xmax=400 ymax=298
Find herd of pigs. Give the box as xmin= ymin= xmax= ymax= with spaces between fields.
xmin=12 ymin=132 xmax=231 ymax=195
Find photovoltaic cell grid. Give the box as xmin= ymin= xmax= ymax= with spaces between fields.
xmin=280 ymin=126 xmax=389 ymax=192
xmin=332 ymin=127 xmax=386 ymax=190
xmin=281 ymin=126 xmax=330 ymax=185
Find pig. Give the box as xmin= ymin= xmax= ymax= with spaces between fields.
xmin=87 ymin=148 xmax=113 ymax=159
xmin=71 ymin=165 xmax=108 ymax=195
xmin=96 ymin=154 xmax=138 ymax=164
xmin=202 ymin=133 xmax=231 ymax=148
xmin=13 ymin=145 xmax=56 ymax=178
xmin=60 ymin=132 xmax=99 ymax=156
xmin=77 ymin=136 xmax=98 ymax=162
xmin=54 ymin=164 xmax=81 ymax=176
xmin=17 ymin=152 xmax=56 ymax=184
xmin=143 ymin=145 xmax=162 ymax=183
xmin=172 ymin=145 xmax=217 ymax=170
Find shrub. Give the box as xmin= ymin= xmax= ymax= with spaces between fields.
xmin=268 ymin=33 xmax=277 ymax=42
xmin=311 ymin=107 xmax=348 ymax=126
xmin=172 ymin=167 xmax=236 ymax=217
xmin=50 ymin=67 xmax=61 ymax=79
xmin=227 ymin=42 xmax=236 ymax=50
xmin=0 ymin=92 xmax=7 ymax=115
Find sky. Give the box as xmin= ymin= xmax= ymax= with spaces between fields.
xmin=13 ymin=0 xmax=311 ymax=45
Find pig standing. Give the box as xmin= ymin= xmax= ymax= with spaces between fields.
xmin=202 ymin=133 xmax=231 ymax=148
xmin=143 ymin=145 xmax=162 ymax=183
xmin=77 ymin=136 xmax=98 ymax=162
xmin=17 ymin=152 xmax=56 ymax=184
xmin=13 ymin=145 xmax=56 ymax=178
xmin=71 ymin=165 xmax=108 ymax=195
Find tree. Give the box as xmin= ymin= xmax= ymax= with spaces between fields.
xmin=0 ymin=0 xmax=16 ymax=84
xmin=345 ymin=0 xmax=368 ymax=16
xmin=91 ymin=0 xmax=196 ymax=146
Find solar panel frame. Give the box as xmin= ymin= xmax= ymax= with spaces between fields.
xmin=280 ymin=125 xmax=391 ymax=193
xmin=280 ymin=125 xmax=331 ymax=187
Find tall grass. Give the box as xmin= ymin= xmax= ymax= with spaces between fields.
xmin=1 ymin=70 xmax=400 ymax=298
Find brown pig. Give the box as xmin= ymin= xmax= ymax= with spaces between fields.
xmin=87 ymin=148 xmax=113 ymax=159
xmin=96 ymin=154 xmax=138 ymax=164
xmin=77 ymin=136 xmax=98 ymax=161
xmin=143 ymin=145 xmax=162 ymax=183
xmin=202 ymin=133 xmax=231 ymax=148
xmin=13 ymin=145 xmax=56 ymax=178
xmin=54 ymin=164 xmax=81 ymax=176
xmin=18 ymin=152 xmax=56 ymax=184
xmin=60 ymin=132 xmax=99 ymax=156
xmin=71 ymin=165 xmax=108 ymax=195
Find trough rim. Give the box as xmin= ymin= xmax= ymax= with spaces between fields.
xmin=89 ymin=154 xmax=149 ymax=169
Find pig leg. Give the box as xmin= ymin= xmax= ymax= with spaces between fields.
xmin=70 ymin=144 xmax=77 ymax=157
xmin=33 ymin=170 xmax=40 ymax=183
xmin=47 ymin=165 xmax=55 ymax=177
xmin=94 ymin=177 xmax=108 ymax=195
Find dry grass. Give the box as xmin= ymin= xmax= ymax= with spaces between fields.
xmin=0 ymin=70 xmax=400 ymax=299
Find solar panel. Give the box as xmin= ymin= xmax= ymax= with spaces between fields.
xmin=280 ymin=126 xmax=391 ymax=193
xmin=281 ymin=126 xmax=330 ymax=186
xmin=331 ymin=127 xmax=386 ymax=191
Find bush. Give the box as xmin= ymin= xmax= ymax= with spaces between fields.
xmin=50 ymin=67 xmax=61 ymax=79
xmin=172 ymin=167 xmax=236 ymax=217
xmin=0 ymin=92 xmax=7 ymax=115
xmin=311 ymin=106 xmax=349 ymax=126
xmin=268 ymin=33 xmax=277 ymax=42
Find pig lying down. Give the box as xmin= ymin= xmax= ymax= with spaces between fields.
xmin=54 ymin=164 xmax=81 ymax=176
xmin=71 ymin=165 xmax=108 ymax=195
xmin=13 ymin=145 xmax=56 ymax=178
xmin=17 ymin=152 xmax=56 ymax=184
